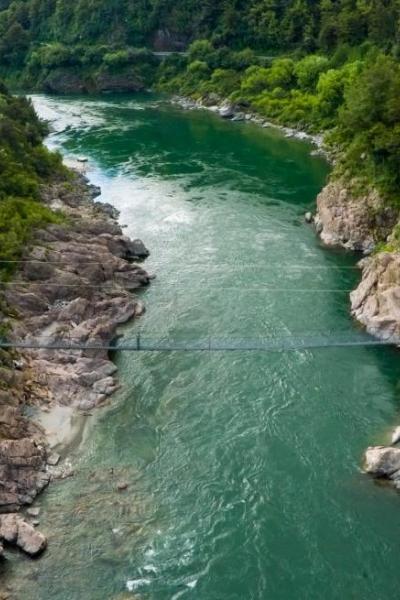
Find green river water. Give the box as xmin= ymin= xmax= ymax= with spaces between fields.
xmin=4 ymin=94 xmax=400 ymax=599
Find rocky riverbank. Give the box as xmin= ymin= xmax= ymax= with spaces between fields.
xmin=171 ymin=96 xmax=326 ymax=157
xmin=311 ymin=175 xmax=400 ymax=490
xmin=41 ymin=68 xmax=147 ymax=94
xmin=0 ymin=169 xmax=151 ymax=561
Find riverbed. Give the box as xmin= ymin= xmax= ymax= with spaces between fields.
xmin=5 ymin=94 xmax=400 ymax=599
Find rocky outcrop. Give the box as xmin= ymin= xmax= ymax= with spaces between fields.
xmin=364 ymin=446 xmax=400 ymax=488
xmin=350 ymin=252 xmax=400 ymax=342
xmin=42 ymin=68 xmax=146 ymax=94
xmin=0 ymin=171 xmax=151 ymax=550
xmin=173 ymin=96 xmax=325 ymax=150
xmin=43 ymin=70 xmax=90 ymax=94
xmin=0 ymin=514 xmax=47 ymax=556
xmin=314 ymin=180 xmax=398 ymax=253
xmin=94 ymin=71 xmax=145 ymax=93
xmin=152 ymin=29 xmax=187 ymax=51
xmin=0 ymin=437 xmax=49 ymax=513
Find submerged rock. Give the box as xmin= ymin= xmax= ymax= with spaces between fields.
xmin=117 ymin=482 xmax=129 ymax=492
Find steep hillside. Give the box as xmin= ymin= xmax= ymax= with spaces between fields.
xmin=0 ymin=0 xmax=399 ymax=60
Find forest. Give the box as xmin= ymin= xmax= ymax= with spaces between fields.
xmin=0 ymin=0 xmax=398 ymax=54
xmin=0 ymin=0 xmax=399 ymax=233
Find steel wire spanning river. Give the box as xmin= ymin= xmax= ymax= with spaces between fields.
xmin=5 ymin=94 xmax=400 ymax=599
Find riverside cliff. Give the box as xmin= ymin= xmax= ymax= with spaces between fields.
xmin=0 ymin=170 xmax=151 ymax=561
xmin=314 ymin=176 xmax=400 ymax=487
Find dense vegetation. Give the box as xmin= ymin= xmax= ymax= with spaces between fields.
xmin=0 ymin=84 xmax=63 ymax=279
xmin=158 ymin=40 xmax=400 ymax=201
xmin=0 ymin=0 xmax=399 ymax=54
xmin=0 ymin=0 xmax=399 ymax=208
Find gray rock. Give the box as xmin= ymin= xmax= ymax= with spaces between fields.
xmin=305 ymin=212 xmax=313 ymax=224
xmin=350 ymin=253 xmax=400 ymax=343
xmin=219 ymin=103 xmax=235 ymax=119
xmin=47 ymin=453 xmax=61 ymax=466
xmin=0 ymin=514 xmax=19 ymax=543
xmin=392 ymin=426 xmax=400 ymax=445
xmin=126 ymin=238 xmax=150 ymax=261
xmin=16 ymin=520 xmax=47 ymax=556
xmin=95 ymin=202 xmax=120 ymax=220
xmin=1 ymin=166 xmax=152 ymax=519
xmin=364 ymin=446 xmax=400 ymax=478
xmin=92 ymin=377 xmax=116 ymax=396
xmin=315 ymin=180 xmax=398 ymax=253
xmin=231 ymin=113 xmax=245 ymax=122
xmin=27 ymin=507 xmax=41 ymax=517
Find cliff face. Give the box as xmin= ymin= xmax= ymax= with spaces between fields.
xmin=350 ymin=253 xmax=400 ymax=342
xmin=314 ymin=180 xmax=398 ymax=253
xmin=314 ymin=179 xmax=400 ymax=487
xmin=42 ymin=68 xmax=146 ymax=94
xmin=314 ymin=179 xmax=400 ymax=342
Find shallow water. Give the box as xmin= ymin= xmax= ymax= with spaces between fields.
xmin=5 ymin=94 xmax=400 ymax=599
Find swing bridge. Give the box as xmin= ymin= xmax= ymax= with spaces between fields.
xmin=0 ymin=332 xmax=397 ymax=353
xmin=0 ymin=260 xmax=397 ymax=353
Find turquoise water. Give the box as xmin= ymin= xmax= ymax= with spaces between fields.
xmin=5 ymin=95 xmax=400 ymax=599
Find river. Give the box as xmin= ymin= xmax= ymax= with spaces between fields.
xmin=5 ymin=94 xmax=400 ymax=599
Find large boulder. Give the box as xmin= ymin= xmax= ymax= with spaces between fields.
xmin=0 ymin=515 xmax=47 ymax=557
xmin=364 ymin=446 xmax=400 ymax=478
xmin=16 ymin=520 xmax=47 ymax=556
xmin=219 ymin=103 xmax=235 ymax=119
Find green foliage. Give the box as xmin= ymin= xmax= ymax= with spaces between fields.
xmin=0 ymin=197 xmax=62 ymax=273
xmin=1 ymin=0 xmax=399 ymax=68
xmin=332 ymin=54 xmax=400 ymax=198
xmin=0 ymin=0 xmax=399 ymax=213
xmin=158 ymin=37 xmax=400 ymax=206
xmin=0 ymin=84 xmax=64 ymax=280
xmin=294 ymin=55 xmax=329 ymax=90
